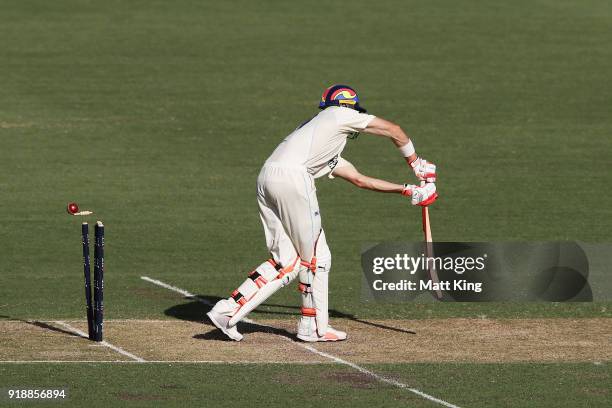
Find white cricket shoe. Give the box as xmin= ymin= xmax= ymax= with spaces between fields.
xmin=297 ymin=326 xmax=347 ymax=342
xmin=206 ymin=310 xmax=243 ymax=341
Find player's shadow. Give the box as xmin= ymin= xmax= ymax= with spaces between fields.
xmin=164 ymin=295 xmax=416 ymax=340
xmin=194 ymin=319 xmax=296 ymax=341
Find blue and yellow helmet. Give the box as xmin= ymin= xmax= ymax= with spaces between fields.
xmin=319 ymin=84 xmax=367 ymax=113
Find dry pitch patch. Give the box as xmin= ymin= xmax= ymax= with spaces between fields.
xmin=1 ymin=318 xmax=610 ymax=364
xmin=0 ymin=321 xmax=131 ymax=362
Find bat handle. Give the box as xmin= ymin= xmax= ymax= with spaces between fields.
xmin=420 ymin=180 xmax=428 ymax=232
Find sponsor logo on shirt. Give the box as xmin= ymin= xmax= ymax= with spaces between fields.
xmin=327 ymin=155 xmax=339 ymax=172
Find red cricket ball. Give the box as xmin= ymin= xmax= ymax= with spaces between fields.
xmin=67 ymin=202 xmax=79 ymax=214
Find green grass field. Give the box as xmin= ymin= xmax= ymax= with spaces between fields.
xmin=1 ymin=363 xmax=609 ymax=407
xmin=1 ymin=0 xmax=611 ymax=407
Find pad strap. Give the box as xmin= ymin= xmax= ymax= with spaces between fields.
xmin=300 ymin=257 xmax=317 ymax=272
xmin=248 ymin=270 xmax=268 ymax=288
xmin=277 ymin=257 xmax=299 ymax=279
xmin=231 ymin=290 xmax=247 ymax=306
xmin=301 ymin=307 xmax=316 ymax=317
xmin=298 ymin=282 xmax=312 ymax=293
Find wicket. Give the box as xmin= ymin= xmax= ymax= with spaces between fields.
xmin=81 ymin=221 xmax=104 ymax=341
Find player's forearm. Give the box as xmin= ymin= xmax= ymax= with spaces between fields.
xmin=389 ymin=125 xmax=418 ymax=164
xmin=378 ymin=122 xmax=414 ymax=153
xmin=388 ymin=124 xmax=410 ymax=148
xmin=396 ymin=139 xmax=417 ymax=165
xmin=353 ymin=174 xmax=404 ymax=193
xmin=363 ymin=118 xmax=418 ymax=163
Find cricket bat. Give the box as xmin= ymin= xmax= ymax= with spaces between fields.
xmin=421 ymin=181 xmax=443 ymax=300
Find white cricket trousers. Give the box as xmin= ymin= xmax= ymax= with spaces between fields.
xmin=256 ymin=162 xmax=330 ymax=267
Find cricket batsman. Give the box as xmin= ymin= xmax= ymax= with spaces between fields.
xmin=207 ymin=84 xmax=437 ymax=342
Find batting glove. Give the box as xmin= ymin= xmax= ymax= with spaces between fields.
xmin=402 ymin=183 xmax=438 ymax=206
xmin=409 ymin=157 xmax=436 ymax=182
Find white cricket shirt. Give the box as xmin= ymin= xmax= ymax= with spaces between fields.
xmin=265 ymin=106 xmax=375 ymax=178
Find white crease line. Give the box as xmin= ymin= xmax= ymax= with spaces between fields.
xmin=141 ymin=276 xmax=462 ymax=408
xmin=302 ymin=344 xmax=460 ymax=408
xmin=35 ymin=319 xmax=192 ymax=323
xmin=54 ymin=321 xmax=146 ymax=363
xmin=0 ymin=360 xmax=324 ymax=364
xmin=1 ymin=361 xmax=132 ymax=364
xmin=141 ymin=276 xmax=256 ymax=324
